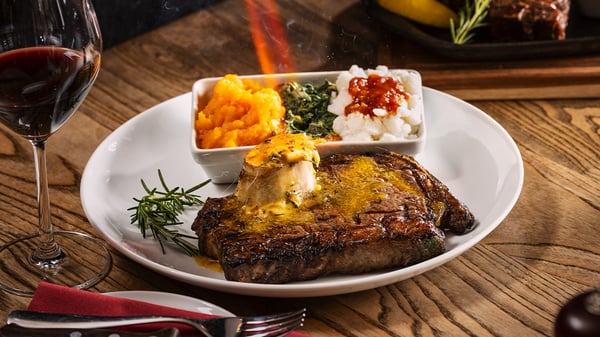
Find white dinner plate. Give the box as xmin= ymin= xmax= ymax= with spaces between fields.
xmin=81 ymin=88 xmax=524 ymax=297
xmin=105 ymin=291 xmax=233 ymax=316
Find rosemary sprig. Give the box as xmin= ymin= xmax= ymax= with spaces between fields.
xmin=128 ymin=169 xmax=210 ymax=256
xmin=450 ymin=0 xmax=491 ymax=45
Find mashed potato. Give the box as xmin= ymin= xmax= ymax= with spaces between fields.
xmin=328 ymin=65 xmax=423 ymax=141
xmin=195 ymin=74 xmax=285 ymax=149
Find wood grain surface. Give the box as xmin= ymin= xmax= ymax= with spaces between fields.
xmin=0 ymin=1 xmax=599 ymax=336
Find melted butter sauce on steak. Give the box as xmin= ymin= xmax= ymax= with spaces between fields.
xmin=218 ymin=155 xmax=446 ymax=234
xmin=192 ymin=151 xmax=476 ymax=283
xmin=192 ymin=125 xmax=477 ymax=284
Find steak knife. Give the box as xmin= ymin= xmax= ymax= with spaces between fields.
xmin=0 ymin=324 xmax=180 ymax=337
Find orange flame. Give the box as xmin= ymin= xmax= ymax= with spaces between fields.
xmin=245 ymin=0 xmax=295 ymax=77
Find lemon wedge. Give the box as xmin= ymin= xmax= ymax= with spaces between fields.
xmin=377 ymin=0 xmax=459 ymax=29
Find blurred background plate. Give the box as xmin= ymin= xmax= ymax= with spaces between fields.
xmin=362 ymin=0 xmax=600 ymax=60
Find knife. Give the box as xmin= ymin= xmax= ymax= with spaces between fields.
xmin=0 ymin=324 xmax=180 ymax=337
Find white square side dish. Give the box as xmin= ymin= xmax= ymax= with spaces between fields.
xmin=190 ymin=70 xmax=426 ymax=184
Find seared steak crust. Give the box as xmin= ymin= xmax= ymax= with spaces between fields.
xmin=192 ymin=152 xmax=476 ymax=284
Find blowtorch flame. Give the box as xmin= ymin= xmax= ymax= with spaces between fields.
xmin=245 ymin=0 xmax=295 ymax=77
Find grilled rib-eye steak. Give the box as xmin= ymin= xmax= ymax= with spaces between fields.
xmin=192 ymin=152 xmax=476 ymax=284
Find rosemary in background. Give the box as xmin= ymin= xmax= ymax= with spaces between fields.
xmin=450 ymin=0 xmax=491 ymax=44
xmin=129 ymin=169 xmax=210 ymax=256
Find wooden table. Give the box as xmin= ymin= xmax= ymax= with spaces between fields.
xmin=1 ymin=1 xmax=599 ymax=336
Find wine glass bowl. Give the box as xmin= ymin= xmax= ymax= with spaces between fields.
xmin=0 ymin=46 xmax=99 ymax=140
xmin=0 ymin=0 xmax=111 ymax=296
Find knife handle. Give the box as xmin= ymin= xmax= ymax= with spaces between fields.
xmin=0 ymin=325 xmax=180 ymax=337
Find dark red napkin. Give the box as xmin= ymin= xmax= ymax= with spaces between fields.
xmin=28 ymin=282 xmax=310 ymax=337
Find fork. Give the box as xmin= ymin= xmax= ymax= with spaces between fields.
xmin=7 ymin=308 xmax=306 ymax=337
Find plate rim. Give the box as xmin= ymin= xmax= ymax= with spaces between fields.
xmin=105 ymin=290 xmax=233 ymax=316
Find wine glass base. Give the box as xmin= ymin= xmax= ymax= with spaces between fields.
xmin=0 ymin=231 xmax=112 ymax=297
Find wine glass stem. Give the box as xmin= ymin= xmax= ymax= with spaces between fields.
xmin=30 ymin=140 xmax=65 ymax=266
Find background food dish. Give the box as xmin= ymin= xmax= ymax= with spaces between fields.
xmin=81 ymin=88 xmax=523 ymax=297
xmin=362 ymin=0 xmax=600 ymax=60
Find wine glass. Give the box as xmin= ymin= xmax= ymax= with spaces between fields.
xmin=0 ymin=0 xmax=112 ymax=296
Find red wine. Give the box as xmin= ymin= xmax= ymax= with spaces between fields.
xmin=0 ymin=46 xmax=100 ymax=140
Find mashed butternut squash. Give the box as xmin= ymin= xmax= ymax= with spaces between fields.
xmin=195 ymin=74 xmax=285 ymax=149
